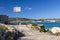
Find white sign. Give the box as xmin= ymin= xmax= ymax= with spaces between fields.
xmin=13 ymin=7 xmax=21 ymax=12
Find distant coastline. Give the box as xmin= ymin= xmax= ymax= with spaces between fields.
xmin=9 ymin=18 xmax=60 ymax=22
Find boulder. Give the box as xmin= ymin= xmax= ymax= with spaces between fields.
xmin=50 ymin=27 xmax=60 ymax=35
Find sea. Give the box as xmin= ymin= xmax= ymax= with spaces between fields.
xmin=31 ymin=22 xmax=60 ymax=29
xmin=10 ymin=21 xmax=60 ymax=29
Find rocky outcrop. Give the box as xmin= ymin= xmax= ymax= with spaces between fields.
xmin=36 ymin=24 xmax=46 ymax=32
xmin=0 ymin=24 xmax=25 ymax=40
xmin=50 ymin=27 xmax=60 ymax=35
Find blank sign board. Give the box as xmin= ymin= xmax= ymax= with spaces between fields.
xmin=13 ymin=7 xmax=21 ymax=12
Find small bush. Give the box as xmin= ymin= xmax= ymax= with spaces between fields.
xmin=47 ymin=29 xmax=52 ymax=34
xmin=2 ymin=25 xmax=8 ymax=31
xmin=39 ymin=28 xmax=46 ymax=32
xmin=32 ymin=24 xmax=37 ymax=26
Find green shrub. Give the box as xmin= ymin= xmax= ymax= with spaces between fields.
xmin=2 ymin=25 xmax=8 ymax=31
xmin=32 ymin=24 xmax=37 ymax=26
xmin=39 ymin=28 xmax=46 ymax=32
xmin=47 ymin=29 xmax=52 ymax=34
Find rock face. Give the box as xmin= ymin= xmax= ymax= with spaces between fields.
xmin=50 ymin=27 xmax=60 ymax=35
xmin=0 ymin=24 xmax=25 ymax=40
xmin=4 ymin=30 xmax=25 ymax=40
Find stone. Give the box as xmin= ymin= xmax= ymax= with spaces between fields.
xmin=50 ymin=27 xmax=60 ymax=35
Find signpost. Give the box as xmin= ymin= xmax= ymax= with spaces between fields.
xmin=13 ymin=7 xmax=21 ymax=30
xmin=13 ymin=7 xmax=21 ymax=22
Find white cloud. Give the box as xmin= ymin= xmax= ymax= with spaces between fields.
xmin=25 ymin=7 xmax=32 ymax=10
xmin=28 ymin=8 xmax=32 ymax=10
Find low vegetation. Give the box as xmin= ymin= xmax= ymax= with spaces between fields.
xmin=47 ymin=29 xmax=52 ymax=34
xmin=0 ymin=25 xmax=8 ymax=31
xmin=2 ymin=25 xmax=8 ymax=31
xmin=32 ymin=24 xmax=37 ymax=26
xmin=32 ymin=24 xmax=46 ymax=32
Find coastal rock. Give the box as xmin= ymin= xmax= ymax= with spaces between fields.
xmin=36 ymin=24 xmax=45 ymax=32
xmin=50 ymin=27 xmax=60 ymax=35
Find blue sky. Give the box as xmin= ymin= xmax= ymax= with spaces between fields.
xmin=0 ymin=0 xmax=60 ymax=19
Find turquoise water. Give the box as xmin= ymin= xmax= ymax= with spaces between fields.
xmin=22 ymin=22 xmax=60 ymax=29
xmin=10 ymin=21 xmax=60 ymax=29
xmin=31 ymin=22 xmax=60 ymax=29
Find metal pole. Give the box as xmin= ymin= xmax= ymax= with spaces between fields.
xmin=16 ymin=13 xmax=18 ymax=21
xmin=16 ymin=13 xmax=19 ymax=31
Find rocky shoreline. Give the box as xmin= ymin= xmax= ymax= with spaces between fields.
xmin=0 ymin=24 xmax=25 ymax=40
xmin=0 ymin=24 xmax=60 ymax=40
